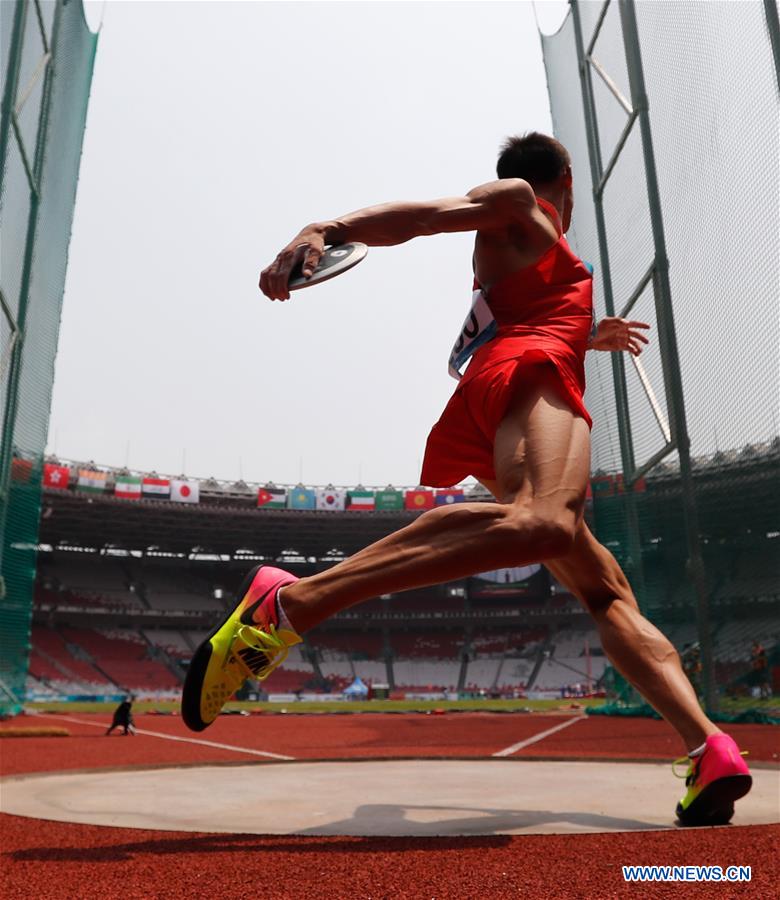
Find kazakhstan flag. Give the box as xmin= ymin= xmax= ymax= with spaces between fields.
xmin=288 ymin=487 xmax=316 ymax=509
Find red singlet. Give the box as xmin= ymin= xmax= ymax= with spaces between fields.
xmin=420 ymin=197 xmax=594 ymax=487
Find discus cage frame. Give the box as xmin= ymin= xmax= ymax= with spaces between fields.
xmin=0 ymin=0 xmax=98 ymax=716
xmin=568 ymin=0 xmax=780 ymax=712
xmin=565 ymin=0 xmax=777 ymax=711
xmin=0 ymin=0 xmax=57 ymax=596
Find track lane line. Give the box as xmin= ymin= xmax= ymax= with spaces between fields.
xmin=28 ymin=711 xmax=295 ymax=761
xmin=492 ymin=716 xmax=582 ymax=757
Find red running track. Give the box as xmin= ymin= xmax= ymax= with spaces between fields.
xmin=2 ymin=711 xmax=778 ymax=898
xmin=2 ymin=711 xmax=779 ymax=774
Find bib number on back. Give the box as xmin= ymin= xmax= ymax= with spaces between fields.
xmin=448 ymin=289 xmax=498 ymax=380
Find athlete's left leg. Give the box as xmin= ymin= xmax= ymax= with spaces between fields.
xmin=477 ymin=474 xmax=750 ymax=824
xmin=546 ymin=524 xmax=719 ymax=751
xmin=478 ymin=471 xmax=717 ymax=753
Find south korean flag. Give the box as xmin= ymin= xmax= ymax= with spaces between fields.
xmin=316 ymin=486 xmax=346 ymax=511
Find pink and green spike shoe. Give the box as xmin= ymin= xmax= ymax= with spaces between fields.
xmin=181 ymin=565 xmax=301 ymax=732
xmin=674 ymin=733 xmax=752 ymax=826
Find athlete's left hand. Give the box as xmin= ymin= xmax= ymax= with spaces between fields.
xmin=589 ymin=317 xmax=650 ymax=355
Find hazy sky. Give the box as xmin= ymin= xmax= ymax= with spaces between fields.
xmin=49 ymin=1 xmax=570 ymax=487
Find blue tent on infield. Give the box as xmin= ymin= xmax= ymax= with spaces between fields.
xmin=343 ymin=676 xmax=369 ymax=699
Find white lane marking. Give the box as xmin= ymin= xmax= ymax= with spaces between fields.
xmin=28 ymin=711 xmax=294 ymax=761
xmin=492 ymin=716 xmax=582 ymax=758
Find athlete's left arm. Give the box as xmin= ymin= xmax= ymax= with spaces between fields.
xmin=588 ymin=317 xmax=650 ymax=355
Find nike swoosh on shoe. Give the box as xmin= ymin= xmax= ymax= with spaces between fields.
xmin=239 ymin=578 xmax=286 ymax=626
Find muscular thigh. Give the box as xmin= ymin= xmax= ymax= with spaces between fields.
xmin=490 ymin=366 xmax=591 ymax=516
xmin=476 ymin=378 xmax=634 ymax=613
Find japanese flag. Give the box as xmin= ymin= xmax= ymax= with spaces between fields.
xmin=170 ymin=479 xmax=200 ymax=504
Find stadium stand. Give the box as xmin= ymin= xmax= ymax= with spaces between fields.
xmin=31 ymin=625 xmax=111 ymax=689
xmin=391 ymin=631 xmax=464 ymax=658
xmin=713 ymin=618 xmax=779 ymax=663
xmin=310 ymin=631 xmax=385 ymax=659
xmin=37 ymin=553 xmax=146 ymax=609
xmin=718 ymin=549 xmax=780 ymax=602
xmin=56 ymin=627 xmax=180 ymax=695
xmin=352 ymin=660 xmax=389 ymax=684
xmin=462 ymin=658 xmax=502 ymax=690
xmin=26 ymin=445 xmax=779 ymax=700
xmin=393 ymin=660 xmax=460 ymax=692
xmin=141 ymin=629 xmax=191 ymax=658
xmin=534 ymin=657 xmax=608 ymax=693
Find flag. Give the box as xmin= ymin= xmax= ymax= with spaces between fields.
xmin=615 ymin=474 xmax=647 ymax=493
xmin=316 ymin=486 xmax=346 ymax=511
xmin=11 ymin=457 xmax=32 ymax=483
xmin=142 ymin=476 xmax=170 ymax=498
xmin=257 ymin=487 xmax=287 ymax=508
xmin=77 ymin=469 xmax=107 ymax=494
xmin=171 ymin=479 xmax=199 ymax=503
xmin=289 ymin=487 xmax=316 ymax=509
xmin=435 ymin=488 xmax=465 ymax=506
xmin=43 ymin=463 xmax=70 ymax=490
xmin=115 ymin=475 xmax=141 ymax=500
xmin=348 ymin=489 xmax=375 ymax=511
xmin=591 ymin=476 xmax=614 ymax=497
xmin=374 ymin=488 xmax=404 ymax=510
xmin=404 ymin=489 xmax=434 ymax=510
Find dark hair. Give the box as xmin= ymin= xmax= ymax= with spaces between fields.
xmin=496 ymin=132 xmax=570 ymax=187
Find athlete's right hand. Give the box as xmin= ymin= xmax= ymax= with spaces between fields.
xmin=259 ymin=227 xmax=326 ymax=300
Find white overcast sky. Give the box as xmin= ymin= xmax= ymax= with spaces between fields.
xmin=49 ymin=0 xmax=570 ymax=487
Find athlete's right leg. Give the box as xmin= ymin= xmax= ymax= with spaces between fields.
xmin=182 ymin=372 xmax=590 ymax=730
xmin=279 ymin=371 xmax=591 ymax=632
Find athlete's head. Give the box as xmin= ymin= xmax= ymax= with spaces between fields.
xmin=497 ymin=132 xmax=573 ymax=230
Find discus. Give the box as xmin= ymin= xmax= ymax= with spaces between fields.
xmin=287 ymin=242 xmax=368 ymax=291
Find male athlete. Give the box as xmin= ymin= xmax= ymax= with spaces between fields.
xmin=182 ymin=133 xmax=751 ymax=825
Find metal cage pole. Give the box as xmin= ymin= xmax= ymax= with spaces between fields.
xmin=0 ymin=0 xmax=59 ymax=597
xmin=763 ymin=0 xmax=780 ymax=93
xmin=570 ymin=0 xmax=646 ymax=609
xmin=618 ymin=0 xmax=716 ymax=711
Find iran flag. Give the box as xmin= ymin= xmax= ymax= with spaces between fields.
xmin=316 ymin=487 xmax=346 ymax=511
xmin=115 ymin=475 xmax=142 ymax=500
xmin=171 ymin=479 xmax=199 ymax=504
xmin=43 ymin=463 xmax=70 ymax=489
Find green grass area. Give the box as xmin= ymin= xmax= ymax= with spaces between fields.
xmin=26 ymin=698 xmax=603 ymax=716
xmin=23 ymin=695 xmax=779 ymax=719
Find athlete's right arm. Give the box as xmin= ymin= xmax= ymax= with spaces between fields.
xmin=259 ymin=179 xmax=536 ymax=300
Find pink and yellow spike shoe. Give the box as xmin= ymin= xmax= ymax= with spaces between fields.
xmin=674 ymin=733 xmax=752 ymax=826
xmin=181 ymin=565 xmax=301 ymax=732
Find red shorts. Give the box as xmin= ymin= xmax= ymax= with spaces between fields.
xmin=420 ymin=348 xmax=592 ymax=487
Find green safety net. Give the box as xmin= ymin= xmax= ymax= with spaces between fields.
xmin=0 ymin=0 xmax=97 ymax=716
xmin=541 ymin=1 xmax=779 ymax=718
